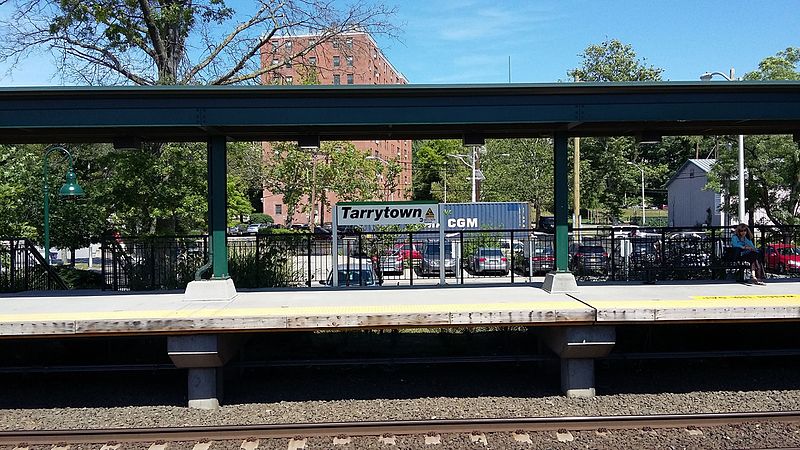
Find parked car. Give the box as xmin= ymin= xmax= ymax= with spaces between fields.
xmin=664 ymin=232 xmax=711 ymax=268
xmin=764 ymin=243 xmax=800 ymax=274
xmin=379 ymin=250 xmax=405 ymax=275
xmin=499 ymin=238 xmax=524 ymax=258
xmin=419 ymin=245 xmax=457 ymax=277
xmin=469 ymin=247 xmax=509 ymax=275
xmin=568 ymin=243 xmax=609 ymax=275
xmin=393 ymin=242 xmax=423 ymax=261
xmin=514 ymin=245 xmax=555 ymax=276
xmin=629 ymin=237 xmax=661 ymax=267
xmin=321 ymin=259 xmax=383 ymax=287
xmin=246 ymin=223 xmax=264 ymax=235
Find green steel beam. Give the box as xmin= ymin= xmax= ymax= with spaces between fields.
xmin=553 ymin=133 xmax=570 ymax=273
xmin=207 ymin=136 xmax=228 ymax=279
xmin=0 ymin=83 xmax=799 ymax=143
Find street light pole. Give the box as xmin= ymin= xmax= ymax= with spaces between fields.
xmin=43 ymin=145 xmax=85 ymax=265
xmin=447 ymin=150 xmax=477 ymax=202
xmin=700 ymin=68 xmax=745 ymax=224
xmin=627 ymin=162 xmax=645 ymax=225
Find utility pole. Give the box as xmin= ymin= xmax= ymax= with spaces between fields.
xmin=573 ymin=75 xmax=581 ymax=229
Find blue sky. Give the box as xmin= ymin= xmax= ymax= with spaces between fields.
xmin=377 ymin=0 xmax=798 ymax=83
xmin=0 ymin=0 xmax=797 ymax=85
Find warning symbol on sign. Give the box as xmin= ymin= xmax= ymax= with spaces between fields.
xmin=424 ymin=208 xmax=436 ymax=222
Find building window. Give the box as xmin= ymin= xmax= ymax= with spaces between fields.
xmin=309 ymin=56 xmax=317 ymax=66
xmin=271 ymin=58 xmax=278 ymax=66
xmin=346 ymin=56 xmax=353 ymax=67
xmin=275 ymin=204 xmax=283 ymax=215
xmin=285 ymin=41 xmax=292 ymax=50
xmin=333 ymin=74 xmax=340 ymax=85
xmin=308 ymin=39 xmax=315 ymax=47
xmin=333 ymin=56 xmax=340 ymax=67
xmin=271 ymin=41 xmax=278 ymax=51
xmin=332 ymin=39 xmax=339 ymax=49
xmin=285 ymin=76 xmax=293 ymax=85
xmin=346 ymin=74 xmax=354 ymax=84
xmin=346 ymin=37 xmax=353 ymax=49
xmin=284 ymin=59 xmax=292 ymax=68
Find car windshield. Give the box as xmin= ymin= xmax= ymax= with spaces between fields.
xmin=336 ymin=269 xmax=374 ymax=285
xmin=780 ymin=247 xmax=800 ymax=256
xmin=534 ymin=247 xmax=554 ymax=256
xmin=479 ymin=248 xmax=503 ymax=256
xmin=579 ymin=246 xmax=605 ymax=253
xmin=424 ymin=247 xmax=440 ymax=256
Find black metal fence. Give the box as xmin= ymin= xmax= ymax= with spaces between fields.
xmin=0 ymin=237 xmax=67 ymax=292
xmin=100 ymin=225 xmax=800 ymax=291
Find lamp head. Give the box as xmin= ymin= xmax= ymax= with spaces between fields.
xmin=636 ymin=132 xmax=662 ymax=145
xmin=59 ymin=168 xmax=85 ymax=200
xmin=298 ymin=136 xmax=320 ymax=149
xmin=699 ymin=72 xmax=713 ymax=82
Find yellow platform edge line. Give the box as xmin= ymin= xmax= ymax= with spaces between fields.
xmin=0 ymin=301 xmax=586 ymax=322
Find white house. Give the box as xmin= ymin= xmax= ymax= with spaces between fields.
xmin=666 ymin=159 xmax=773 ymax=227
xmin=666 ymin=159 xmax=724 ymax=227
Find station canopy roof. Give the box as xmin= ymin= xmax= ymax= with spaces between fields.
xmin=0 ymin=82 xmax=798 ymax=144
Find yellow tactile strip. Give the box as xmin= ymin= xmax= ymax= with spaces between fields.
xmin=589 ymin=294 xmax=800 ymax=310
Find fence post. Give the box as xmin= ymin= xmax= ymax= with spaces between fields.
xmin=459 ymin=231 xmax=464 ymax=285
xmin=307 ymin=234 xmax=312 ymax=287
xmin=510 ymin=230 xmax=515 ymax=284
xmin=610 ymin=229 xmax=616 ymax=281
xmin=9 ymin=239 xmax=16 ymax=290
xmin=408 ymin=232 xmax=414 ymax=286
xmin=255 ymin=233 xmax=261 ymax=283
xmin=358 ymin=233 xmax=364 ymax=286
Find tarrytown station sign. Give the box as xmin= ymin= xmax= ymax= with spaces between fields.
xmin=336 ymin=202 xmax=438 ymax=226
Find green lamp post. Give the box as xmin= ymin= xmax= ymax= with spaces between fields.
xmin=43 ymin=145 xmax=85 ymax=265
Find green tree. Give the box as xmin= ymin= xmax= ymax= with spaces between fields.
xmin=706 ymin=47 xmax=800 ymax=227
xmin=482 ymin=138 xmax=554 ymax=222
xmin=412 ymin=140 xmax=470 ymax=202
xmin=0 ymin=0 xmax=396 ymax=86
xmin=264 ymin=141 xmax=379 ymax=225
xmin=567 ymin=39 xmax=664 ymax=221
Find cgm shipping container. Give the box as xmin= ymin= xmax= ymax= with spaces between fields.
xmin=437 ymin=202 xmax=530 ymax=231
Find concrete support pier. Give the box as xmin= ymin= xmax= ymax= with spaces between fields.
xmin=167 ymin=334 xmax=242 ymax=409
xmin=543 ymin=326 xmax=615 ymax=397
xmin=542 ymin=271 xmax=578 ymax=293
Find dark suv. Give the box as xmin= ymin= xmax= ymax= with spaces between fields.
xmin=568 ymin=244 xmax=609 ymax=275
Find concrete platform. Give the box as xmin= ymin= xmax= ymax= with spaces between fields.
xmin=0 ymin=286 xmax=594 ymax=337
xmin=1 ymin=281 xmax=799 ymax=338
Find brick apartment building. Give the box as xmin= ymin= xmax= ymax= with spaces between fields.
xmin=260 ymin=31 xmax=411 ymax=225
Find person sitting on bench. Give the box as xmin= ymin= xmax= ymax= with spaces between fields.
xmin=731 ymin=223 xmax=766 ymax=285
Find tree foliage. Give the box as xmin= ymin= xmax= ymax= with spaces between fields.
xmin=264 ymin=141 xmax=380 ymax=225
xmin=412 ymin=140 xmax=471 ymax=203
xmin=568 ymin=39 xmax=664 ymax=82
xmin=0 ymin=0 xmax=396 ymax=85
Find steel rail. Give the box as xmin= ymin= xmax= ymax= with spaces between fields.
xmin=1 ymin=411 xmax=799 ymax=445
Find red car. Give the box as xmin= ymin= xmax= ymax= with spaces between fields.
xmin=393 ymin=242 xmax=422 ymax=261
xmin=764 ymin=243 xmax=800 ymax=274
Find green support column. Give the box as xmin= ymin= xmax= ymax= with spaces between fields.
xmin=208 ymin=136 xmax=229 ymax=278
xmin=554 ymin=132 xmax=569 ymax=272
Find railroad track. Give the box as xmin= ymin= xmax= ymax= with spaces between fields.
xmin=1 ymin=411 xmax=799 ymax=446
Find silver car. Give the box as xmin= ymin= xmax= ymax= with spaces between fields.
xmin=470 ymin=247 xmax=509 ymax=275
xmin=420 ymin=245 xmax=456 ymax=277
xmin=379 ymin=250 xmax=404 ymax=274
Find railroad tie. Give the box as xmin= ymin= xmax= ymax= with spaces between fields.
xmin=287 ymin=437 xmax=307 ymax=450
xmin=193 ymin=442 xmax=213 ymax=450
xmin=512 ymin=431 xmax=532 ymax=444
xmin=240 ymin=439 xmax=259 ymax=450
xmin=100 ymin=445 xmax=121 ymax=450
xmin=556 ymin=429 xmax=575 ymax=442
xmin=469 ymin=432 xmax=488 ymax=446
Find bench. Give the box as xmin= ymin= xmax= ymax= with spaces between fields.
xmin=713 ymin=247 xmax=751 ymax=282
